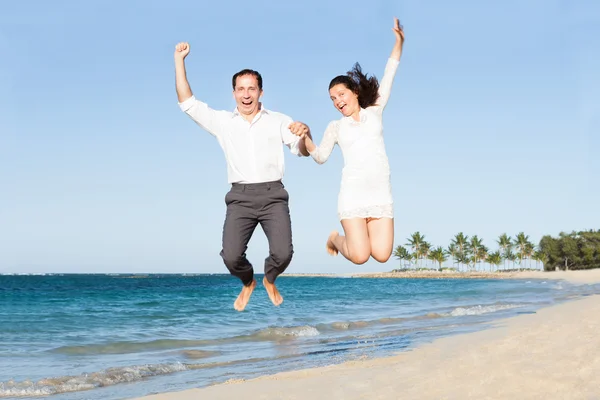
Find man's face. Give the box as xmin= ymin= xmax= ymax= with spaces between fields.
xmin=233 ymin=74 xmax=263 ymax=116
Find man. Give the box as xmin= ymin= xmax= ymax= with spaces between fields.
xmin=174 ymin=42 xmax=310 ymax=312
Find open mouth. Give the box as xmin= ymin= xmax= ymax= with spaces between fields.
xmin=241 ymin=100 xmax=253 ymax=106
xmin=339 ymin=104 xmax=347 ymax=112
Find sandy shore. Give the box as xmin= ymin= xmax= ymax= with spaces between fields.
xmin=283 ymin=271 xmax=518 ymax=279
xmin=133 ymin=270 xmax=600 ymax=400
xmin=284 ymin=268 xmax=600 ymax=284
xmin=513 ymin=268 xmax=600 ymax=285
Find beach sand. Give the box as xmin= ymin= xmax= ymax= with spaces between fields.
xmin=133 ymin=270 xmax=600 ymax=400
xmin=285 ymin=269 xmax=600 ymax=283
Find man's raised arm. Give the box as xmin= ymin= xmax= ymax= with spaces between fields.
xmin=174 ymin=42 xmax=193 ymax=102
xmin=174 ymin=42 xmax=225 ymax=137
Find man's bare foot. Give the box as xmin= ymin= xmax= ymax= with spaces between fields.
xmin=326 ymin=231 xmax=339 ymax=256
xmin=263 ymin=277 xmax=283 ymax=306
xmin=233 ymin=280 xmax=256 ymax=312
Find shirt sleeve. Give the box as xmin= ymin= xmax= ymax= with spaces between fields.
xmin=370 ymin=58 xmax=400 ymax=115
xmin=178 ymin=95 xmax=226 ymax=137
xmin=280 ymin=116 xmax=303 ymax=157
xmin=309 ymin=121 xmax=339 ymax=164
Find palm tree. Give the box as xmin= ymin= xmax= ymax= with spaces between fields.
xmin=392 ymin=232 xmax=544 ymax=273
xmin=429 ymin=246 xmax=448 ymax=271
xmin=487 ymin=251 xmax=503 ymax=272
xmin=523 ymin=242 xmax=535 ymax=269
xmin=420 ymin=241 xmax=432 ymax=269
xmin=454 ymin=251 xmax=470 ymax=271
xmin=393 ymin=245 xmax=411 ymax=270
xmin=467 ymin=235 xmax=483 ymax=271
xmin=476 ymin=245 xmax=489 ymax=271
xmin=406 ymin=232 xmax=426 ymax=268
xmin=451 ymin=232 xmax=469 ymax=271
xmin=411 ymin=251 xmax=420 ymax=268
xmin=532 ymin=250 xmax=547 ymax=271
xmin=505 ymin=250 xmax=517 ymax=270
xmin=447 ymin=243 xmax=458 ymax=269
xmin=514 ymin=232 xmax=531 ymax=268
xmin=497 ymin=233 xmax=512 ymax=271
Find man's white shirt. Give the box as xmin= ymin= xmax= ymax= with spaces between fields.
xmin=179 ymin=96 xmax=304 ymax=184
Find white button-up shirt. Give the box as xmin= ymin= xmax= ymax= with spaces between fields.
xmin=179 ymin=96 xmax=304 ymax=184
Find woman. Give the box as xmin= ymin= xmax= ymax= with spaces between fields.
xmin=290 ymin=17 xmax=404 ymax=265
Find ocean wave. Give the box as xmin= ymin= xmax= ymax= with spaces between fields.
xmin=0 ymin=363 xmax=189 ymax=397
xmin=48 ymin=303 xmax=525 ymax=359
xmin=0 ymin=356 xmax=292 ymax=397
xmin=0 ymin=273 xmax=50 ymax=276
xmin=325 ymin=321 xmax=370 ymax=330
xmin=50 ymin=326 xmax=322 ymax=357
xmin=180 ymin=349 xmax=219 ymax=359
xmin=317 ymin=313 xmax=443 ymax=332
xmin=252 ymin=326 xmax=320 ymax=339
xmin=445 ymin=304 xmax=523 ymax=317
xmin=51 ymin=339 xmax=211 ymax=355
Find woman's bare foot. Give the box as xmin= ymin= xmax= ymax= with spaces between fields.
xmin=263 ymin=277 xmax=283 ymax=306
xmin=233 ymin=280 xmax=256 ymax=312
xmin=326 ymin=231 xmax=339 ymax=256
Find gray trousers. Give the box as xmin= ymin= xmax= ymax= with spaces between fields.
xmin=220 ymin=180 xmax=293 ymax=286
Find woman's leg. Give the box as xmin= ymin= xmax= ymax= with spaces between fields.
xmin=367 ymin=217 xmax=394 ymax=263
xmin=326 ymin=218 xmax=371 ymax=265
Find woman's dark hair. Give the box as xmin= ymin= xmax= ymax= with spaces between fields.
xmin=328 ymin=63 xmax=379 ymax=108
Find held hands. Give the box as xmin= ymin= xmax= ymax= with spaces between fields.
xmin=288 ymin=121 xmax=310 ymax=139
xmin=392 ymin=17 xmax=405 ymax=46
xmin=289 ymin=121 xmax=315 ymax=155
xmin=174 ymin=42 xmax=190 ymax=59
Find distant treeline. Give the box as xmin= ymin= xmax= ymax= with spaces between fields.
xmin=539 ymin=230 xmax=600 ymax=271
xmin=393 ymin=230 xmax=600 ymax=272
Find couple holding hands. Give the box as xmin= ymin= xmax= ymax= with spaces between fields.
xmin=175 ymin=18 xmax=405 ymax=311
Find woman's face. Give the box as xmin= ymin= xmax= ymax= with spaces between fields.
xmin=329 ymin=83 xmax=359 ymax=117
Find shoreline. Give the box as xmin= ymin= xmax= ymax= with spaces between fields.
xmin=283 ymin=271 xmax=519 ymax=279
xmin=132 ymin=269 xmax=600 ymax=400
xmin=283 ymin=269 xmax=600 ymax=283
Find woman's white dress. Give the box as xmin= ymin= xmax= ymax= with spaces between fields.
xmin=309 ymin=58 xmax=399 ymax=221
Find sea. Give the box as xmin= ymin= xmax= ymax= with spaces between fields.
xmin=1 ymin=273 xmax=599 ymax=399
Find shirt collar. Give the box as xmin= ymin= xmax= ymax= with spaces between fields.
xmin=232 ymin=103 xmax=269 ymax=118
xmin=344 ymin=108 xmax=367 ymax=124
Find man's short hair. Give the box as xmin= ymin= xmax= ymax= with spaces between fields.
xmin=232 ymin=69 xmax=263 ymax=90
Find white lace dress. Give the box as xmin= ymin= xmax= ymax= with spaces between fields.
xmin=309 ymin=57 xmax=399 ymax=221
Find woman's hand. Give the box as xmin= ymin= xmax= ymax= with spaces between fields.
xmin=288 ymin=121 xmax=310 ymax=139
xmin=288 ymin=121 xmax=316 ymax=153
xmin=392 ymin=17 xmax=404 ymax=46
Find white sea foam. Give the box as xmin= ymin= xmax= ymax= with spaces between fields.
xmin=255 ymin=326 xmax=320 ymax=339
xmin=446 ymin=304 xmax=523 ymax=317
xmin=0 ymin=363 xmax=189 ymax=397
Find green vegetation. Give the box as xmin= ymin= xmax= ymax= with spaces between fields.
xmin=539 ymin=230 xmax=600 ymax=271
xmin=392 ymin=230 xmax=600 ymax=272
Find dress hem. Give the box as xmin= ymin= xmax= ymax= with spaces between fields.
xmin=337 ymin=204 xmax=394 ymax=221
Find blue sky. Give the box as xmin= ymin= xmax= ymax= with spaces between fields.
xmin=1 ymin=0 xmax=598 ymax=273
